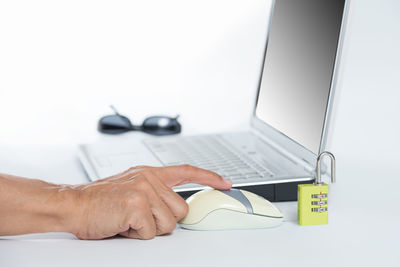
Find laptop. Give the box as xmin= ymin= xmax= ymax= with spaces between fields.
xmin=78 ymin=0 xmax=348 ymax=201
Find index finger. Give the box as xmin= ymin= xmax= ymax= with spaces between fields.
xmin=152 ymin=164 xmax=232 ymax=190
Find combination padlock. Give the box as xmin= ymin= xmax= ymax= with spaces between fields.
xmin=298 ymin=151 xmax=336 ymax=226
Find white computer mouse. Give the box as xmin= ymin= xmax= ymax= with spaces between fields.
xmin=179 ymin=188 xmax=284 ymax=230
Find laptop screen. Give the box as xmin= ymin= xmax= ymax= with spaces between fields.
xmin=255 ymin=0 xmax=345 ymax=154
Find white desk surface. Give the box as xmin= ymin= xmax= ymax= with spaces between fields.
xmin=0 ymin=134 xmax=399 ymax=267
xmin=1 ymin=0 xmax=400 ymax=266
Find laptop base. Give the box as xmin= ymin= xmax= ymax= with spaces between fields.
xmin=178 ymin=180 xmax=314 ymax=202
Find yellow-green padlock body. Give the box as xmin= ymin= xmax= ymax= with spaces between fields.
xmin=298 ymin=183 xmax=329 ymax=226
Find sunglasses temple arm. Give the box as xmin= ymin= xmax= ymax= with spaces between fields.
xmin=110 ymin=105 xmax=121 ymax=116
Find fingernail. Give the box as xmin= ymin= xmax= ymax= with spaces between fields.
xmin=224 ymin=178 xmax=233 ymax=186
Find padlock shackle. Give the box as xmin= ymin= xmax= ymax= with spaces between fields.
xmin=316 ymin=151 xmax=336 ymax=185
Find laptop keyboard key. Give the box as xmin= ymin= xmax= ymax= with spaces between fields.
xmin=144 ymin=135 xmax=276 ymax=183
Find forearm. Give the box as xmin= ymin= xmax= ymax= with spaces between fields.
xmin=0 ymin=165 xmax=231 ymax=240
xmin=0 ymin=173 xmax=77 ymax=236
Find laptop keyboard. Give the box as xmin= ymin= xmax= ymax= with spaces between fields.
xmin=144 ymin=135 xmax=275 ymax=183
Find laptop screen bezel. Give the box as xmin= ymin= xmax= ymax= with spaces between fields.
xmin=250 ymin=0 xmax=350 ymax=168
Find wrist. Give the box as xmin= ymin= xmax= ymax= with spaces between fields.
xmin=19 ymin=183 xmax=82 ymax=235
xmin=45 ymin=185 xmax=82 ymax=235
xmin=0 ymin=174 xmax=82 ymax=236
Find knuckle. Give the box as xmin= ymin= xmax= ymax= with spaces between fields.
xmin=134 ymin=177 xmax=152 ymax=192
xmin=212 ymin=171 xmax=222 ymax=179
xmin=136 ymin=165 xmax=151 ymax=172
xmin=180 ymin=164 xmax=194 ymax=173
xmin=164 ymin=219 xmax=177 ymax=233
xmin=158 ymin=185 xmax=173 ymax=197
xmin=128 ymin=166 xmax=150 ymax=175
xmin=137 ymin=168 xmax=153 ymax=178
xmin=176 ymin=201 xmax=189 ymax=220
xmin=157 ymin=217 xmax=177 ymax=235
xmin=181 ymin=164 xmax=192 ymax=170
xmin=142 ymin=225 xmax=156 ymax=240
xmin=124 ymin=191 xmax=148 ymax=208
xmin=142 ymin=232 xmax=156 ymax=240
xmin=128 ymin=166 xmax=137 ymax=172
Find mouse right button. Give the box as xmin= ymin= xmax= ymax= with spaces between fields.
xmin=219 ymin=189 xmax=253 ymax=214
xmin=240 ymin=190 xmax=283 ymax=218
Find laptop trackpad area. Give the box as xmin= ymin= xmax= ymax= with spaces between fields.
xmin=81 ymin=141 xmax=162 ymax=179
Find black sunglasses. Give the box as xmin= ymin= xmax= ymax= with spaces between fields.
xmin=98 ymin=106 xmax=181 ymax=136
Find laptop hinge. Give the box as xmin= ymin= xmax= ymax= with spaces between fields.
xmin=250 ymin=128 xmax=315 ymax=174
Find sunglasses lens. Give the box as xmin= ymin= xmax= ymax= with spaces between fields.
xmin=98 ymin=115 xmax=133 ymax=134
xmin=142 ymin=116 xmax=181 ymax=135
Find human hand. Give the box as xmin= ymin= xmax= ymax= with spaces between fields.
xmin=66 ymin=165 xmax=232 ymax=240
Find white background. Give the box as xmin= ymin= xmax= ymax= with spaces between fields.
xmin=1 ymin=0 xmax=399 ymax=169
xmin=0 ymin=0 xmax=400 ymax=266
xmin=0 ymin=0 xmax=273 ymax=146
